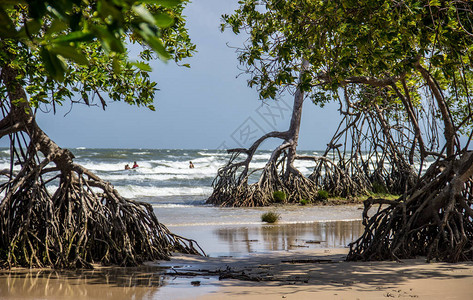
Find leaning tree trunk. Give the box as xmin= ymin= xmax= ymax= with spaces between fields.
xmin=207 ymin=59 xmax=318 ymax=207
xmin=0 ymin=66 xmax=203 ymax=269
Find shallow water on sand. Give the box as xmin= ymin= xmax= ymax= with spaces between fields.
xmin=0 ymin=148 xmax=368 ymax=299
xmin=0 ymin=266 xmax=219 ymax=300
xmin=0 ymin=219 xmax=362 ymax=300
xmin=170 ymin=220 xmax=363 ymax=257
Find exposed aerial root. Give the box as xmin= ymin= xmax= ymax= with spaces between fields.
xmin=0 ymin=63 xmax=204 ymax=269
xmin=0 ymin=143 xmax=204 ymax=269
xmin=307 ymin=156 xmax=370 ymax=198
xmin=208 ymin=149 xmax=318 ymax=207
xmin=347 ymin=151 xmax=473 ymax=262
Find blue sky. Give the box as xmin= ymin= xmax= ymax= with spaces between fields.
xmin=8 ymin=0 xmax=343 ymax=150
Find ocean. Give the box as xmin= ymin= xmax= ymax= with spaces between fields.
xmin=0 ymin=148 xmax=366 ymax=256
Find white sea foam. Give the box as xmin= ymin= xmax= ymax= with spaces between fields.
xmin=0 ymin=148 xmax=432 ymax=208
xmin=99 ymin=173 xmax=215 ymax=181
xmin=45 ymin=185 xmax=102 ymax=195
xmin=0 ymin=162 xmax=21 ymax=172
xmin=198 ymin=151 xmax=229 ymax=157
xmin=78 ymin=162 xmax=128 ymax=172
xmin=132 ymin=152 xmax=152 ymax=155
xmin=115 ymin=185 xmax=213 ymax=198
xmin=45 ymin=185 xmax=59 ymax=194
xmin=74 ymin=161 xmax=222 ymax=184
xmin=43 ymin=183 xmax=211 ymax=199
xmin=152 ymin=204 xmax=198 ymax=209
xmin=252 ymin=153 xmax=271 ymax=160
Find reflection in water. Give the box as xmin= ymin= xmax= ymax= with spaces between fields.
xmin=0 ymin=220 xmax=363 ymax=299
xmin=0 ymin=266 xmax=168 ymax=300
xmin=214 ymin=220 xmax=363 ymax=256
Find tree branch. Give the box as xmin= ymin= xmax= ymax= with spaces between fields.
xmin=415 ymin=62 xmax=456 ymax=157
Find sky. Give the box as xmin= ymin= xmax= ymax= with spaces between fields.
xmin=3 ymin=0 xmax=343 ymax=150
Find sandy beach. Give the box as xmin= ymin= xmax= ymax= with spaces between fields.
xmin=2 ymin=0 xmax=473 ymax=298
xmin=160 ymin=249 xmax=473 ymax=300
xmin=1 ymin=241 xmax=472 ymax=299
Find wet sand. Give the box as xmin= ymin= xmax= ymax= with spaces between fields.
xmin=164 ymin=249 xmax=473 ymax=300
xmin=0 ymin=221 xmax=472 ymax=299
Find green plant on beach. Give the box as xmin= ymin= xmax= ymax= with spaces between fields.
xmin=372 ymin=182 xmax=388 ymax=194
xmin=299 ymin=199 xmax=309 ymax=206
xmin=317 ymin=190 xmax=329 ymax=201
xmin=261 ymin=212 xmax=280 ymax=223
xmin=369 ymin=194 xmax=400 ymax=201
xmin=272 ymin=191 xmax=287 ymax=203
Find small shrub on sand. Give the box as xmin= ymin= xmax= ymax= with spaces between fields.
xmin=317 ymin=190 xmax=329 ymax=200
xmin=261 ymin=211 xmax=280 ymax=223
xmin=372 ymin=181 xmax=388 ymax=194
xmin=273 ymin=190 xmax=287 ymax=203
xmin=300 ymin=199 xmax=309 ymax=206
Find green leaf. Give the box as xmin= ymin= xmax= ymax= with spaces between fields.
xmin=0 ymin=0 xmax=194 ymax=112
xmin=135 ymin=24 xmax=171 ymax=60
xmin=112 ymin=57 xmax=122 ymax=73
xmin=142 ymin=0 xmax=182 ymax=8
xmin=40 ymin=47 xmax=56 ymax=77
xmin=132 ymin=5 xmax=156 ymax=25
xmin=52 ymin=31 xmax=94 ymax=44
xmin=97 ymin=0 xmax=123 ymax=22
xmin=27 ymin=0 xmax=47 ymax=19
xmin=131 ymin=61 xmax=152 ymax=72
xmin=40 ymin=47 xmax=66 ymax=82
xmin=146 ymin=35 xmax=171 ymax=60
xmin=91 ymin=25 xmax=126 ymax=53
xmin=155 ymin=12 xmax=174 ymax=28
xmin=50 ymin=45 xmax=89 ymax=66
xmin=45 ymin=19 xmax=69 ymax=36
xmin=0 ymin=8 xmax=16 ymax=37
xmin=429 ymin=0 xmax=441 ymax=7
xmin=16 ymin=19 xmax=42 ymax=38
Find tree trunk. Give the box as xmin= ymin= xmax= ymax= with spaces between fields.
xmin=415 ymin=63 xmax=456 ymax=157
xmin=285 ymin=59 xmax=309 ymax=177
xmin=208 ymin=59 xmax=318 ymax=206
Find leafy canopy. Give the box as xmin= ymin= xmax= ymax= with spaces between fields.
xmin=0 ymin=0 xmax=195 ymax=111
xmin=222 ymin=0 xmax=473 ymax=102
